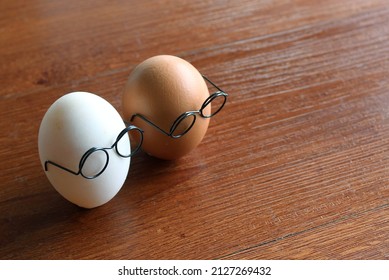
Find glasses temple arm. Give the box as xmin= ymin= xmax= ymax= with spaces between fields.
xmin=44 ymin=160 xmax=80 ymax=176
xmin=130 ymin=114 xmax=172 ymax=137
xmin=202 ymin=75 xmax=226 ymax=94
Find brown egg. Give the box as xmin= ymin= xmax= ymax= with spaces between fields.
xmin=122 ymin=55 xmax=210 ymax=160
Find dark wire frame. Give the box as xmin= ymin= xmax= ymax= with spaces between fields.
xmin=130 ymin=75 xmax=228 ymax=139
xmin=44 ymin=124 xmax=144 ymax=179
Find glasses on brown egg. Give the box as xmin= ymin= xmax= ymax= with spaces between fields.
xmin=44 ymin=124 xmax=144 ymax=179
xmin=130 ymin=75 xmax=228 ymax=138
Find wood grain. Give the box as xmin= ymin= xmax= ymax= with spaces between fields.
xmin=1 ymin=0 xmax=389 ymax=259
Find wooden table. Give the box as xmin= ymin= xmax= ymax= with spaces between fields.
xmin=1 ymin=0 xmax=389 ymax=260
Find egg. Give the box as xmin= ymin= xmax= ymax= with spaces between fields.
xmin=122 ymin=55 xmax=210 ymax=160
xmin=38 ymin=92 xmax=131 ymax=208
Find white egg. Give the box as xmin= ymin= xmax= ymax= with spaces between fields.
xmin=38 ymin=92 xmax=131 ymax=208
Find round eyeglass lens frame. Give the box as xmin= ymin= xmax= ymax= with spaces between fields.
xmin=44 ymin=125 xmax=144 ymax=179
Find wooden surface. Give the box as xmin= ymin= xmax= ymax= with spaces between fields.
xmin=1 ymin=0 xmax=389 ymax=260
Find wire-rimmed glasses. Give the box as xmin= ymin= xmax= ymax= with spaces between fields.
xmin=44 ymin=125 xmax=144 ymax=179
xmin=130 ymin=75 xmax=228 ymax=138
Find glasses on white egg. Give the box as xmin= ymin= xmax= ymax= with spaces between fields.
xmin=44 ymin=124 xmax=144 ymax=179
xmin=130 ymin=75 xmax=228 ymax=138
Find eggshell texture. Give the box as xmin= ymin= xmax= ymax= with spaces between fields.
xmin=122 ymin=55 xmax=210 ymax=160
xmin=38 ymin=92 xmax=130 ymax=208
